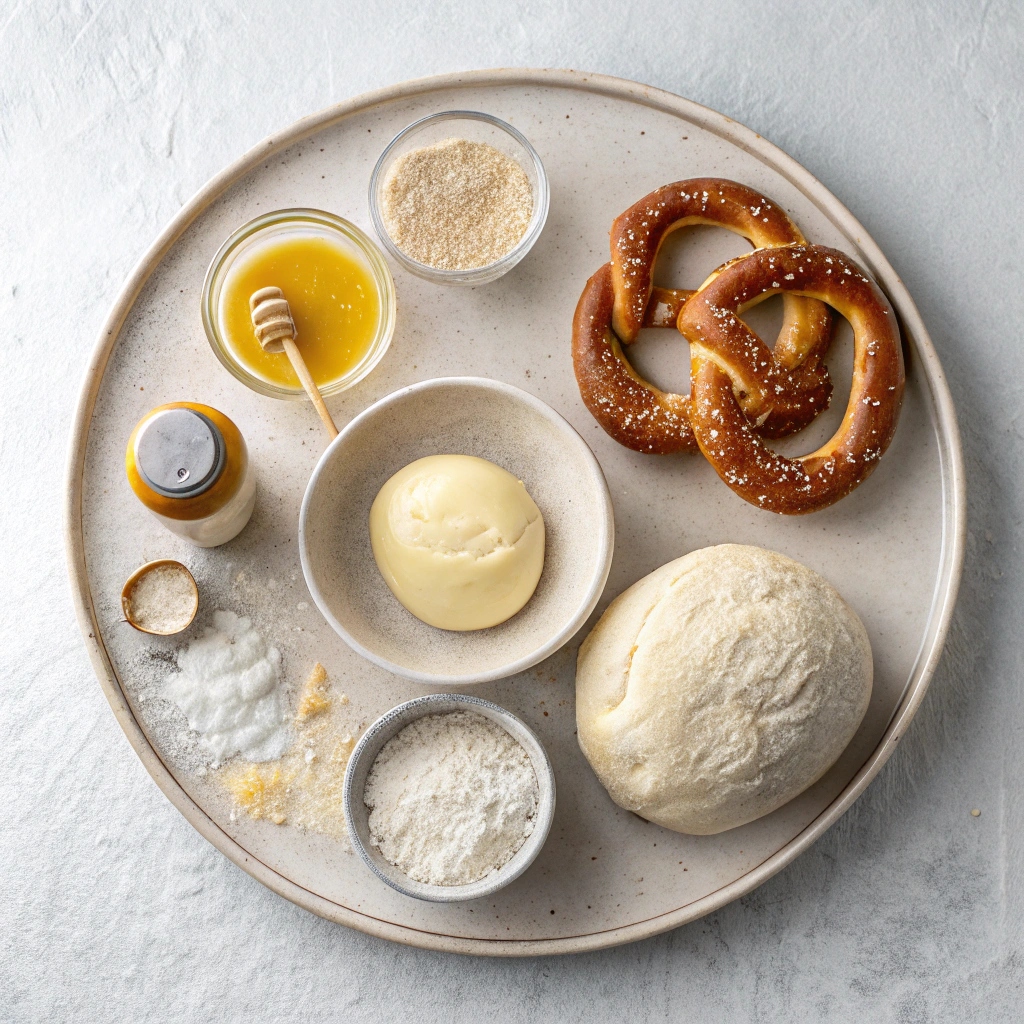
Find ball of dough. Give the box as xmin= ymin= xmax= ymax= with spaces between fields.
xmin=369 ymin=454 xmax=545 ymax=631
xmin=576 ymin=544 xmax=872 ymax=835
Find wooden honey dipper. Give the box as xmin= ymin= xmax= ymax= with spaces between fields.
xmin=249 ymin=286 xmax=339 ymax=438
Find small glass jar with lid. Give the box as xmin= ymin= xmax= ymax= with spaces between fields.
xmin=125 ymin=402 xmax=256 ymax=547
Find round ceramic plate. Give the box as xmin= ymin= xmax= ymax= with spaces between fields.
xmin=66 ymin=69 xmax=964 ymax=956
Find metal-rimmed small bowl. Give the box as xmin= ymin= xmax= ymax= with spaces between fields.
xmin=121 ymin=559 xmax=199 ymax=635
xmin=201 ymin=208 xmax=396 ymax=400
xmin=368 ymin=111 xmax=550 ymax=285
xmin=344 ymin=694 xmax=556 ymax=903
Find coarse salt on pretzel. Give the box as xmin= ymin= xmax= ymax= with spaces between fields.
xmin=679 ymin=243 xmax=904 ymax=514
xmin=573 ymin=262 xmax=695 ymax=453
xmin=610 ymin=178 xmax=822 ymax=344
xmin=572 ymin=179 xmax=833 ymax=454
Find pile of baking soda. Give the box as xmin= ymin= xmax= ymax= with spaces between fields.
xmin=160 ymin=611 xmax=356 ymax=842
xmin=162 ymin=610 xmax=290 ymax=763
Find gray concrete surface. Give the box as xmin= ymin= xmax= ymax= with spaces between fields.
xmin=2 ymin=1 xmax=1021 ymax=1020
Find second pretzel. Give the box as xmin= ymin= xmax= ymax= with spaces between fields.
xmin=571 ymin=178 xmax=905 ymax=513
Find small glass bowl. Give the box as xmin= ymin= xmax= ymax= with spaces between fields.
xmin=201 ymin=209 xmax=396 ymax=400
xmin=368 ymin=111 xmax=550 ymax=286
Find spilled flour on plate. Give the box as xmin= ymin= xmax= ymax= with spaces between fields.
xmin=219 ymin=662 xmax=356 ymax=841
xmin=163 ymin=609 xmax=290 ymax=763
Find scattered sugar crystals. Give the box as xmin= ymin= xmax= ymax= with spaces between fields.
xmin=145 ymin=604 xmax=357 ymax=844
xmin=219 ymin=662 xmax=355 ymax=841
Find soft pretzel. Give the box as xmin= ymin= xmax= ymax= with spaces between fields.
xmin=572 ymin=179 xmax=833 ymax=454
xmin=573 ymin=263 xmax=695 ymax=453
xmin=679 ymin=243 xmax=904 ymax=514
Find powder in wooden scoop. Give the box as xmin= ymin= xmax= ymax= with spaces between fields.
xmin=126 ymin=564 xmax=197 ymax=634
xmin=380 ymin=137 xmax=533 ymax=270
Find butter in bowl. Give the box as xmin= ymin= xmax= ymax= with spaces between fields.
xmin=298 ymin=377 xmax=615 ymax=685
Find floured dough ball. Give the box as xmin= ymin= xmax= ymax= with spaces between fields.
xmin=576 ymin=544 xmax=872 ymax=835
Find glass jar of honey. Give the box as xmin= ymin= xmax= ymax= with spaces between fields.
xmin=201 ymin=208 xmax=396 ymax=400
xmin=126 ymin=402 xmax=256 ymax=547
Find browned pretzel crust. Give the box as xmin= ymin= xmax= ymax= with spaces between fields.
xmin=574 ymin=263 xmax=696 ymax=453
xmin=610 ymin=178 xmax=823 ymax=344
xmin=679 ymin=244 xmax=904 ymax=514
xmin=572 ymin=179 xmax=834 ymax=454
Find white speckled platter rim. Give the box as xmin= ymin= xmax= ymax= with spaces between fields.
xmin=65 ymin=68 xmax=965 ymax=956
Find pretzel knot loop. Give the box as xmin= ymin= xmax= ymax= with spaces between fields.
xmin=571 ymin=178 xmax=905 ymax=514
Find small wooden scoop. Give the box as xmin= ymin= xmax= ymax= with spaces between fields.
xmin=249 ymin=286 xmax=338 ymax=438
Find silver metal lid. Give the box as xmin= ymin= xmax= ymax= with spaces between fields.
xmin=134 ymin=408 xmax=226 ymax=499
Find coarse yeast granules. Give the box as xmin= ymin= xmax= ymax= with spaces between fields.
xmin=380 ymin=138 xmax=533 ymax=271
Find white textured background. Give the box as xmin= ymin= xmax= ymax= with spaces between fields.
xmin=3 ymin=1 xmax=1021 ymax=1020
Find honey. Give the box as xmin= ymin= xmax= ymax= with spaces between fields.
xmin=217 ymin=233 xmax=381 ymax=389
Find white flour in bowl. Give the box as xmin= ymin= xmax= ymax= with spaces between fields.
xmin=363 ymin=710 xmax=539 ymax=886
xmin=163 ymin=609 xmax=290 ymax=763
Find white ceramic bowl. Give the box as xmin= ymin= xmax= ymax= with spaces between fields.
xmin=368 ymin=111 xmax=549 ymax=285
xmin=298 ymin=377 xmax=614 ymax=685
xmin=343 ymin=693 xmax=556 ymax=902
